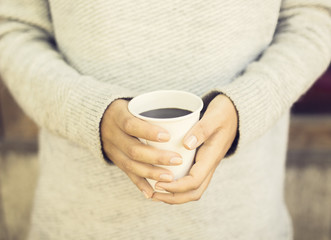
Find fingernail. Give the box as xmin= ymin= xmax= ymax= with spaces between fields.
xmin=170 ymin=157 xmax=182 ymax=165
xmin=157 ymin=132 xmax=170 ymax=142
xmin=142 ymin=190 xmax=150 ymax=199
xmin=159 ymin=174 xmax=173 ymax=181
xmin=185 ymin=135 xmax=198 ymax=149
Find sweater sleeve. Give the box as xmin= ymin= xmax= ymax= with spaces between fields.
xmin=203 ymin=0 xmax=331 ymax=154
xmin=0 ymin=0 xmax=135 ymax=161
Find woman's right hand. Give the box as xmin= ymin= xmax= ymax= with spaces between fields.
xmin=100 ymin=99 xmax=183 ymax=199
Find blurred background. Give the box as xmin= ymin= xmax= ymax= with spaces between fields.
xmin=0 ymin=66 xmax=330 ymax=240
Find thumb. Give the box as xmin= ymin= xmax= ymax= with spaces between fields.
xmin=183 ymin=117 xmax=216 ymax=150
xmin=183 ymin=94 xmax=237 ymax=150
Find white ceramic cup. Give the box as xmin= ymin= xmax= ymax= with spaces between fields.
xmin=128 ymin=90 xmax=203 ymax=191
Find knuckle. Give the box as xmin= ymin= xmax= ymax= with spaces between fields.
xmin=123 ymin=117 xmax=134 ymax=133
xmin=191 ymin=180 xmax=201 ymax=191
xmin=146 ymin=169 xmax=158 ymax=180
xmin=133 ymin=178 xmax=144 ymax=188
xmin=127 ymin=145 xmax=140 ymax=160
xmin=190 ymin=191 xmax=202 ymax=201
xmin=193 ymin=195 xmax=202 ymax=201
xmin=167 ymin=193 xmax=177 ymax=205
xmin=155 ymin=155 xmax=167 ymax=165
xmin=198 ymin=122 xmax=211 ymax=140
xmin=145 ymin=129 xmax=156 ymax=140
xmin=122 ymin=160 xmax=134 ymax=173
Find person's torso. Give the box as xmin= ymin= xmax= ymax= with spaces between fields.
xmin=49 ymin=0 xmax=281 ymax=95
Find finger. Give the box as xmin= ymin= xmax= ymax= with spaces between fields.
xmin=126 ymin=172 xmax=154 ymax=199
xmin=107 ymin=126 xmax=183 ymax=166
xmin=155 ymin=131 xmax=227 ymax=193
xmin=152 ymin=170 xmax=214 ymax=204
xmin=113 ymin=100 xmax=171 ymax=142
xmin=183 ymin=107 xmax=222 ymax=150
xmin=105 ymin=143 xmax=175 ymax=182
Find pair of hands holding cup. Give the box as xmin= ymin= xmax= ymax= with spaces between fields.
xmin=101 ymin=93 xmax=238 ymax=204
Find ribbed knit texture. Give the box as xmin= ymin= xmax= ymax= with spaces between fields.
xmin=0 ymin=0 xmax=330 ymax=239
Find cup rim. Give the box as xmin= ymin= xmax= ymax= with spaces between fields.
xmin=128 ymin=90 xmax=203 ymax=123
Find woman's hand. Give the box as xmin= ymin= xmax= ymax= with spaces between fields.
xmin=101 ymin=99 xmax=183 ymax=199
xmin=152 ymin=94 xmax=238 ymax=204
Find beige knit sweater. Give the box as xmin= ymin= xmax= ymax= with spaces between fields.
xmin=0 ymin=0 xmax=330 ymax=239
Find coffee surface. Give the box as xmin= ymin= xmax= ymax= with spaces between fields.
xmin=140 ymin=108 xmax=192 ymax=119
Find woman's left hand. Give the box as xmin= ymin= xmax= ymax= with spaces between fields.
xmin=152 ymin=94 xmax=238 ymax=204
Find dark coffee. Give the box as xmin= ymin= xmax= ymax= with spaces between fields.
xmin=140 ymin=108 xmax=192 ymax=119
